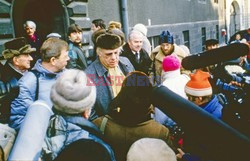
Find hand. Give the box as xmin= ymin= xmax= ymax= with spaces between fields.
xmin=176 ymin=148 xmax=185 ymax=159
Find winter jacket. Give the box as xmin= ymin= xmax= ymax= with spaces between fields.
xmin=42 ymin=114 xmax=116 ymax=161
xmin=9 ymin=60 xmax=62 ymax=130
xmin=85 ymin=57 xmax=134 ymax=120
xmin=93 ymin=115 xmax=172 ymax=161
xmin=200 ymin=95 xmax=223 ymax=119
xmin=66 ymin=41 xmax=88 ymax=70
xmin=0 ymin=63 xmax=24 ymax=123
xmin=150 ymin=44 xmax=189 ymax=85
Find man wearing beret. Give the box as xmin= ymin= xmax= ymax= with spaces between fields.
xmin=85 ymin=32 xmax=134 ymax=120
xmin=9 ymin=38 xmax=69 ymax=130
xmin=0 ymin=37 xmax=34 ymax=123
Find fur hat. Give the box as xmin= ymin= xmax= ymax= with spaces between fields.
xmin=51 ymin=69 xmax=96 ymax=114
xmin=133 ymin=23 xmax=147 ymax=36
xmin=127 ymin=138 xmax=177 ymax=161
xmin=2 ymin=37 xmax=36 ymax=60
xmin=162 ymin=55 xmax=181 ymax=72
xmin=185 ymin=70 xmax=212 ymax=97
xmin=108 ymin=21 xmax=122 ymax=30
xmin=96 ymin=33 xmax=123 ymax=49
xmin=159 ymin=30 xmax=174 ymax=44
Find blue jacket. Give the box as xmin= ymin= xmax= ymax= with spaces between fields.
xmin=85 ymin=57 xmax=134 ymax=120
xmin=201 ymin=95 xmax=223 ymax=119
xmin=9 ymin=60 xmax=62 ymax=130
xmin=42 ymin=114 xmax=116 ymax=161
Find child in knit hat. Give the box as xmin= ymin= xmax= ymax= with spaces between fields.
xmin=185 ymin=69 xmax=223 ymax=119
xmin=162 ymin=55 xmax=190 ymax=99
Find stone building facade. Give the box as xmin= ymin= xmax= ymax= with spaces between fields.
xmin=0 ymin=0 xmax=249 ymax=56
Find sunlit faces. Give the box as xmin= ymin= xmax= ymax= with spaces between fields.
xmin=161 ymin=43 xmax=174 ymax=55
xmin=128 ymin=34 xmax=143 ymax=53
xmin=53 ymin=48 xmax=70 ymax=72
xmin=13 ymin=54 xmax=33 ymax=71
xmin=25 ymin=26 xmax=36 ymax=36
xmin=97 ymin=47 xmax=121 ymax=68
xmin=68 ymin=32 xmax=83 ymax=44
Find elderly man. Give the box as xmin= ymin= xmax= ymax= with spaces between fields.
xmin=0 ymin=37 xmax=35 ymax=123
xmin=85 ymin=32 xmax=134 ymax=120
xmin=10 ymin=38 xmax=69 ymax=130
xmin=66 ymin=24 xmax=88 ymax=70
xmin=150 ymin=30 xmax=189 ymax=84
xmin=121 ymin=30 xmax=152 ymax=75
xmin=23 ymin=20 xmax=42 ymax=66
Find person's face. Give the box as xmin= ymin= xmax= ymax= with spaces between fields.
xmin=91 ymin=24 xmax=100 ymax=32
xmin=68 ymin=32 xmax=82 ymax=44
xmin=128 ymin=35 xmax=143 ymax=52
xmin=206 ymin=44 xmax=219 ymax=50
xmin=98 ymin=47 xmax=121 ymax=68
xmin=161 ymin=43 xmax=174 ymax=55
xmin=235 ymin=34 xmax=241 ymax=40
xmin=25 ymin=26 xmax=36 ymax=36
xmin=187 ymin=95 xmax=202 ymax=106
xmin=53 ymin=48 xmax=70 ymax=72
xmin=13 ymin=54 xmax=33 ymax=71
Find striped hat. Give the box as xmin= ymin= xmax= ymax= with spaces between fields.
xmin=185 ymin=70 xmax=212 ymax=96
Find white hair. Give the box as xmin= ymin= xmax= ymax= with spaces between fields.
xmin=24 ymin=21 xmax=36 ymax=29
xmin=128 ymin=30 xmax=144 ymax=41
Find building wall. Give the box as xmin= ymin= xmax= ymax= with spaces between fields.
xmin=88 ymin=0 xmax=227 ymax=54
xmin=0 ymin=0 xmax=249 ymax=57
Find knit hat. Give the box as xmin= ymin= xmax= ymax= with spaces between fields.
xmin=46 ymin=33 xmax=61 ymax=39
xmin=2 ymin=37 xmax=36 ymax=60
xmin=133 ymin=23 xmax=147 ymax=36
xmin=159 ymin=30 xmax=174 ymax=44
xmin=185 ymin=70 xmax=212 ymax=97
xmin=162 ymin=55 xmax=181 ymax=72
xmin=51 ymin=69 xmax=96 ymax=114
xmin=96 ymin=33 xmax=123 ymax=49
xmin=127 ymin=138 xmax=177 ymax=161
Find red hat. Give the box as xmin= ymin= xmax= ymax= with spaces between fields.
xmin=162 ymin=55 xmax=181 ymax=72
xmin=185 ymin=70 xmax=212 ymax=96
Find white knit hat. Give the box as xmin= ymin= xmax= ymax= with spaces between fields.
xmin=133 ymin=23 xmax=147 ymax=36
xmin=127 ymin=138 xmax=177 ymax=161
xmin=51 ymin=69 xmax=96 ymax=114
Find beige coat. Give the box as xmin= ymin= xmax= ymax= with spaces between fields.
xmin=150 ymin=44 xmax=189 ymax=84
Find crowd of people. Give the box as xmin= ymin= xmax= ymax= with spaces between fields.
xmin=0 ymin=19 xmax=249 ymax=161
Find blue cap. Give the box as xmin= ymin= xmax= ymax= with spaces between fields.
xmin=159 ymin=30 xmax=174 ymax=44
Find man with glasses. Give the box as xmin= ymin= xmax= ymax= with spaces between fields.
xmin=85 ymin=33 xmax=134 ymax=120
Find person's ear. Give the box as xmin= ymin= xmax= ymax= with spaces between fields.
xmin=12 ymin=56 xmax=19 ymax=65
xmin=50 ymin=57 xmax=57 ymax=65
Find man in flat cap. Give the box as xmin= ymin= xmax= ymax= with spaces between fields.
xmin=0 ymin=37 xmax=34 ymax=123
xmin=85 ymin=32 xmax=134 ymax=120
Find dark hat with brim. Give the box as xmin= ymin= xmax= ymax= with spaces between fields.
xmin=2 ymin=37 xmax=36 ymax=59
xmin=96 ymin=33 xmax=123 ymax=50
